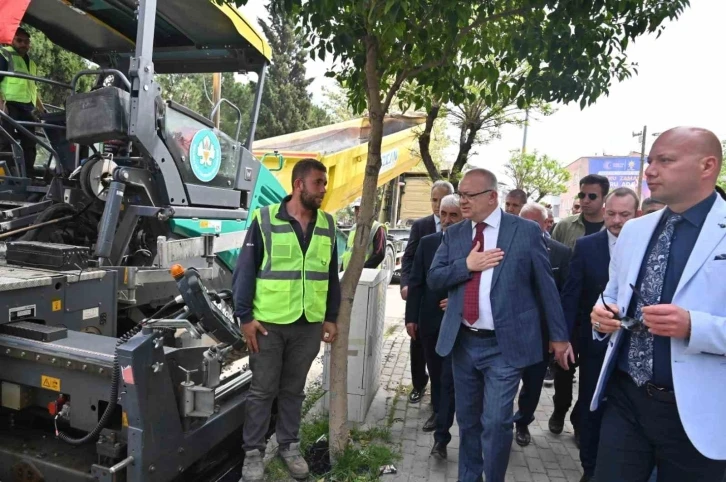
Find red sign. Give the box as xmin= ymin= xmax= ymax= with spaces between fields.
xmin=0 ymin=0 xmax=30 ymax=45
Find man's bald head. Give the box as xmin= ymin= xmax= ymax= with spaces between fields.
xmin=646 ymin=126 xmax=722 ymax=212
xmin=657 ymin=127 xmax=722 ymax=170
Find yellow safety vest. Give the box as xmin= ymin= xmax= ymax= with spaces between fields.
xmin=341 ymin=221 xmax=385 ymax=271
xmin=0 ymin=48 xmax=37 ymax=105
xmin=252 ymin=203 xmax=335 ymax=324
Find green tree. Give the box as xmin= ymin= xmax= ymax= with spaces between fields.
xmin=23 ymin=25 xmax=92 ymax=108
xmin=255 ymin=8 xmax=330 ymax=139
xmin=240 ymin=0 xmax=689 ymax=455
xmin=503 ymin=150 xmax=570 ymax=202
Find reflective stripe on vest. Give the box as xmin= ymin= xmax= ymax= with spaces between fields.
xmin=0 ymin=48 xmax=37 ymax=105
xmin=252 ymin=203 xmax=334 ymax=324
xmin=341 ymin=220 xmax=384 ymax=271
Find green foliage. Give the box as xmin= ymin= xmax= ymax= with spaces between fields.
xmin=264 ymin=458 xmax=289 ymax=481
xmin=504 ymin=150 xmax=571 ymax=202
xmin=255 ymin=8 xmax=330 ymax=139
xmin=22 ymin=25 xmax=92 ymax=108
xmin=320 ymin=85 xmax=357 ymax=124
xmin=242 ymin=0 xmax=689 ymax=457
xmin=719 ymin=149 xmax=726 ymax=188
xmin=259 ymin=0 xmax=688 ymax=115
xmin=299 ymin=417 xmax=398 ymax=481
xmin=156 ymin=73 xmax=255 ymax=141
xmin=301 ymin=381 xmax=325 ymax=419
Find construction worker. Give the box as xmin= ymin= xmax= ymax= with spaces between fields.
xmin=340 ymin=198 xmax=387 ymax=271
xmin=232 ymin=158 xmax=339 ymax=482
xmin=0 ymin=27 xmax=44 ymax=177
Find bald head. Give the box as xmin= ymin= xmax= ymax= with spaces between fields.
xmin=660 ymin=126 xmax=722 ymax=160
xmin=646 ymin=126 xmax=722 ymax=213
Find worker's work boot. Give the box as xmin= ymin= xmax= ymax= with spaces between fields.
xmin=240 ymin=449 xmax=264 ymax=482
xmin=279 ymin=442 xmax=310 ymax=480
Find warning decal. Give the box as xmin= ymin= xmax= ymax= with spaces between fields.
xmin=41 ymin=375 xmax=61 ymax=392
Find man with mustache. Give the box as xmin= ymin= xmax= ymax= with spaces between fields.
xmin=406 ymin=194 xmax=463 ymax=458
xmin=591 ymin=127 xmax=726 ymax=481
xmin=561 ymin=187 xmax=640 ymax=481
xmin=233 ymin=159 xmax=340 ymax=482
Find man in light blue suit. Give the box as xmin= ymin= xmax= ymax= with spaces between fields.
xmin=591 ymin=127 xmax=726 ymax=481
xmin=428 ymin=168 xmax=572 ymax=482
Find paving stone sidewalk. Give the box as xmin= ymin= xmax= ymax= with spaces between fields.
xmin=363 ymin=320 xmax=584 ymax=482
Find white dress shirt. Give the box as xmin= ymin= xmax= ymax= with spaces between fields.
xmin=606 ymin=229 xmax=617 ymax=256
xmin=465 ymin=208 xmax=501 ymax=330
xmin=434 ymin=214 xmax=441 ymax=233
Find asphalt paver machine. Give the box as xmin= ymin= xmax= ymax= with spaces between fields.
xmin=0 ymin=0 xmax=287 ymax=480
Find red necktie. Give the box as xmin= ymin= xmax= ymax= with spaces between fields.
xmin=463 ymin=222 xmax=486 ymax=325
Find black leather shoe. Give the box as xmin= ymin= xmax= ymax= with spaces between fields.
xmin=430 ymin=441 xmax=447 ymax=459
xmin=422 ymin=412 xmax=437 ymax=432
xmin=408 ymin=388 xmax=425 ymax=404
xmin=548 ymin=413 xmax=565 ymax=434
xmin=515 ymin=424 xmax=531 ymax=446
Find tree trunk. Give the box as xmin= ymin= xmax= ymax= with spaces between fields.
xmin=418 ymin=104 xmax=442 ymax=181
xmin=328 ymin=33 xmax=386 ymax=458
xmin=448 ymin=122 xmax=481 ymax=189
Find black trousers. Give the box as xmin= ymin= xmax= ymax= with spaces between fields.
xmin=578 ymin=349 xmax=605 ymax=476
xmin=514 ymin=358 xmax=548 ymax=427
xmin=595 ymin=371 xmax=726 ymax=482
xmin=410 ymin=336 xmax=429 ymax=391
xmin=0 ymin=103 xmax=36 ymax=177
xmin=553 ymin=363 xmax=580 ymax=425
xmin=421 ymin=332 xmax=456 ymax=445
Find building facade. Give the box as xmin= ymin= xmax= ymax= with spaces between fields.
xmin=561 ymin=154 xmax=650 ymax=217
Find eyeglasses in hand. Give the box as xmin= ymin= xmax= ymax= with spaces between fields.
xmin=599 ymin=284 xmax=647 ymax=333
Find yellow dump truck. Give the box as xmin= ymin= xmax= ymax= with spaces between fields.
xmin=253 ymin=114 xmax=426 ymax=282
xmin=253 ymin=114 xmax=426 ymax=212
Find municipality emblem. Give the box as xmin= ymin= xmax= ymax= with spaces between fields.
xmin=190 ymin=129 xmax=222 ymax=182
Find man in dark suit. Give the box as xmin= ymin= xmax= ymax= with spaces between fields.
xmin=428 ymin=169 xmax=572 ymax=482
xmin=406 ymin=194 xmax=461 ymax=459
xmin=401 ymin=179 xmax=454 ymax=403
xmin=513 ymin=203 xmax=572 ymax=446
xmin=561 ymin=187 xmax=640 ymax=482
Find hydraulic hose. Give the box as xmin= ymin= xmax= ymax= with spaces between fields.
xmin=56 ymin=324 xmax=143 ymax=445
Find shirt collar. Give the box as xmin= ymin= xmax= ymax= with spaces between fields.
xmin=606 ymin=229 xmax=618 ymax=246
xmin=665 ymin=191 xmax=716 ymax=228
xmin=471 ymin=207 xmax=502 ymax=230
xmin=434 ymin=214 xmax=440 ymax=225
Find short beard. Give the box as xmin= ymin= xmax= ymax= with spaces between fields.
xmin=300 ymin=190 xmax=321 ymax=211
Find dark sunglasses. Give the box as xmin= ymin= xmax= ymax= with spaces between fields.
xmin=578 ymin=192 xmax=598 ymax=201
xmin=599 ymin=284 xmax=647 ymax=332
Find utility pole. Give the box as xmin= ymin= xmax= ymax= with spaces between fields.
xmin=212 ymin=73 xmax=222 ymax=128
xmin=521 ymin=108 xmax=530 ymax=154
xmin=632 ymin=126 xmax=647 ymax=200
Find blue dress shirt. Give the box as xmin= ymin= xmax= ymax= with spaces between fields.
xmin=616 ymin=192 xmax=717 ymax=389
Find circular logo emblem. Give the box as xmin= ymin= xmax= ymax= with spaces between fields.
xmin=190 ymin=129 xmax=222 ymax=182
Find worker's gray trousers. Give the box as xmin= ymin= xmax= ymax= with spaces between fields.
xmin=243 ymin=321 xmax=323 ymax=452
